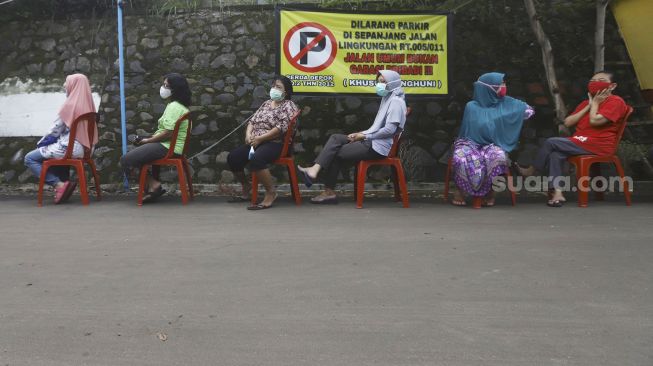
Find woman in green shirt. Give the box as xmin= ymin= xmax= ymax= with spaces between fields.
xmin=120 ymin=73 xmax=191 ymax=203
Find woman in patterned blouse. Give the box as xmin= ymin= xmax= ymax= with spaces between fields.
xmin=227 ymin=76 xmax=299 ymax=210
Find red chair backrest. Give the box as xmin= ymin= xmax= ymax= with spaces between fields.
xmin=609 ymin=106 xmax=633 ymax=155
xmin=163 ymin=112 xmax=192 ymax=159
xmin=386 ymin=106 xmax=412 ymax=158
xmin=64 ymin=112 xmax=98 ymax=160
xmin=279 ymin=110 xmax=301 ymax=158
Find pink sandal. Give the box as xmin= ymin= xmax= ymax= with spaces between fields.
xmin=54 ymin=181 xmax=70 ymax=204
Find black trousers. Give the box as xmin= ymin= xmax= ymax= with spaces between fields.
xmin=314 ymin=134 xmax=383 ymax=189
xmin=120 ymin=143 xmax=169 ymax=178
xmin=227 ymin=142 xmax=283 ymax=173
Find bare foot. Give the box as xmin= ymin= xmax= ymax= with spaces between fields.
xmin=297 ymin=164 xmax=320 ymax=180
xmin=260 ymin=191 xmax=277 ymax=207
xmin=483 ymin=191 xmax=495 ymax=207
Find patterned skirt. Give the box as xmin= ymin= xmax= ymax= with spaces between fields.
xmin=452 ymin=138 xmax=508 ymax=197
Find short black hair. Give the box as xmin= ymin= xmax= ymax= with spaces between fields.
xmin=593 ymin=70 xmax=616 ymax=83
xmin=164 ymin=73 xmax=192 ymax=107
xmin=274 ymin=75 xmax=293 ymax=100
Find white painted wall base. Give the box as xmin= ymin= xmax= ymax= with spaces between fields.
xmin=0 ymin=92 xmax=101 ymax=137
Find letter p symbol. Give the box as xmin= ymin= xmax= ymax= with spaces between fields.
xmin=299 ymin=32 xmax=326 ymax=65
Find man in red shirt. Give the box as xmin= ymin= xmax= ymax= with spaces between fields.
xmin=519 ymin=71 xmax=629 ymax=206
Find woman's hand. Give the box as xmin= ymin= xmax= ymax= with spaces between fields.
xmin=245 ymin=133 xmax=253 ymax=145
xmin=251 ymin=136 xmax=264 ymax=148
xmin=347 ymin=132 xmax=365 ymax=142
xmin=592 ymin=89 xmax=610 ymax=105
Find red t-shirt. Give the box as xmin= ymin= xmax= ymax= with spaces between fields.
xmin=568 ymin=95 xmax=629 ymax=155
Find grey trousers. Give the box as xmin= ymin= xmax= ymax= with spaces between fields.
xmin=533 ymin=137 xmax=592 ymax=189
xmin=315 ymin=134 xmax=383 ymax=189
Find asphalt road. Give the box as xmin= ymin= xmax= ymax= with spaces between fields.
xmin=1 ymin=194 xmax=652 ymax=366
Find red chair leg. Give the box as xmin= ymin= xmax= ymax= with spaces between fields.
xmin=37 ymin=161 xmax=50 ymax=207
xmin=176 ymin=161 xmax=189 ymax=205
xmin=472 ymin=197 xmax=483 ymax=209
xmin=137 ymin=164 xmax=150 ymax=206
xmin=183 ymin=159 xmax=194 ymax=200
xmin=355 ymin=162 xmax=368 ymax=209
xmin=577 ymin=160 xmax=590 ymax=208
xmin=443 ymin=157 xmax=452 ymax=201
xmin=506 ymin=170 xmax=516 ymax=206
xmin=394 ymin=162 xmax=409 ymax=208
xmin=87 ymin=159 xmax=102 ymax=201
xmin=286 ymin=163 xmax=302 ymax=205
xmin=613 ymin=159 xmax=631 ymax=206
xmin=73 ymin=161 xmax=89 ymax=205
xmin=251 ymin=172 xmax=259 ymax=206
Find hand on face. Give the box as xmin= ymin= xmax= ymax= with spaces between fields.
xmin=592 ymin=88 xmax=611 ymax=105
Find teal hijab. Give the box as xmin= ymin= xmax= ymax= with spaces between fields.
xmin=458 ymin=72 xmax=529 ymax=152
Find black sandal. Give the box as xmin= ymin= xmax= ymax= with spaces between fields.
xmin=142 ymin=186 xmax=166 ymax=203
xmin=546 ymin=199 xmax=564 ymax=207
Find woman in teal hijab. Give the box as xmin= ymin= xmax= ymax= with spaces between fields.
xmin=451 ymin=72 xmax=534 ymax=206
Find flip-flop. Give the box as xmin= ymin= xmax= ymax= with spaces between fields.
xmin=227 ymin=196 xmax=250 ymax=203
xmin=451 ymin=199 xmax=466 ymax=206
xmin=247 ymin=203 xmax=273 ymax=210
xmin=300 ymin=170 xmax=314 ymax=188
xmin=310 ymin=196 xmax=338 ymax=204
xmin=547 ymin=199 xmax=564 ymax=207
xmin=61 ymin=180 xmax=77 ymax=203
xmin=142 ymin=186 xmax=166 ymax=204
xmin=482 ymin=200 xmax=495 ymax=207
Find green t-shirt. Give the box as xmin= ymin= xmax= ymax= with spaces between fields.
xmin=155 ymin=101 xmax=189 ymax=155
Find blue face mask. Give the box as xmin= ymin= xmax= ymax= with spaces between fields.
xmin=375 ymin=82 xmax=388 ymax=97
xmin=269 ymin=88 xmax=284 ymax=101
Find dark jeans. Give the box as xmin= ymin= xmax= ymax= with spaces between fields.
xmin=120 ymin=143 xmax=169 ymax=178
xmin=227 ymin=142 xmax=283 ymax=173
xmin=533 ymin=137 xmax=592 ymax=189
xmin=314 ymin=134 xmax=383 ymax=189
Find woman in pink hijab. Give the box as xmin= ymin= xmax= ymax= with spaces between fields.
xmin=24 ymin=73 xmax=98 ymax=204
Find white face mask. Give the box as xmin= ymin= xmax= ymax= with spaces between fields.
xmin=160 ymin=86 xmax=172 ymax=99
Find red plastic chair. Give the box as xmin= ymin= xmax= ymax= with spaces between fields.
xmin=567 ymin=106 xmax=633 ymax=207
xmin=137 ymin=112 xmax=194 ymax=206
xmin=37 ymin=112 xmax=101 ymax=206
xmin=443 ymin=150 xmax=517 ymax=209
xmin=251 ymin=110 xmax=302 ymax=206
xmin=354 ymin=133 xmax=410 ymax=209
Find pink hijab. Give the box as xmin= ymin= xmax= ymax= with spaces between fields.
xmin=58 ymin=74 xmax=98 ymax=149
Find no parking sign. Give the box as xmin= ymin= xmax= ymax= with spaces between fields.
xmin=277 ymin=8 xmax=451 ymax=96
xmin=283 ymin=22 xmax=337 ymax=73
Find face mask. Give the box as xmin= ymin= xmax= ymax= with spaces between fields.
xmin=160 ymin=86 xmax=172 ymax=99
xmin=375 ymin=82 xmax=388 ymax=97
xmin=588 ymin=81 xmax=612 ymax=96
xmin=497 ymin=85 xmax=507 ymax=98
xmin=477 ymin=80 xmax=506 ymax=97
xmin=269 ymin=88 xmax=284 ymax=101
